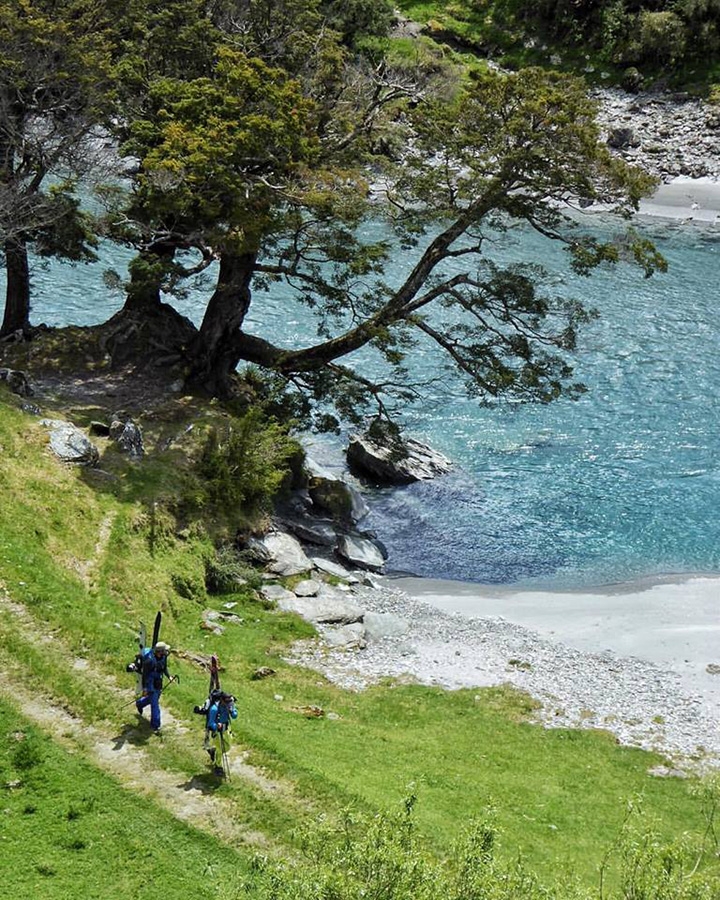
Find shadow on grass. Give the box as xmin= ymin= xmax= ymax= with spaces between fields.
xmin=111 ymin=721 xmax=154 ymax=749
xmin=180 ymin=772 xmax=226 ymax=794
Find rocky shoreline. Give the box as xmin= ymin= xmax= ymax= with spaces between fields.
xmin=594 ymin=87 xmax=720 ymax=182
xmin=283 ymin=573 xmax=720 ymax=774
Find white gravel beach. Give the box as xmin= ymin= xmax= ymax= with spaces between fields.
xmin=288 ymin=572 xmax=720 ymax=773
xmin=639 ymin=177 xmax=720 ymax=222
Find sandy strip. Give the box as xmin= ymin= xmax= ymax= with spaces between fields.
xmin=388 ymin=574 xmax=720 ymax=707
xmin=638 ymin=177 xmax=720 ymax=222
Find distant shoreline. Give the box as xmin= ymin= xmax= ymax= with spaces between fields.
xmin=638 ymin=177 xmax=720 ymax=223
xmin=386 ymin=571 xmax=720 ymax=705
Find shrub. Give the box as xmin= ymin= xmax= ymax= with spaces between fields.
xmin=241 ymin=795 xmax=720 ymax=900
xmin=204 ymin=545 xmax=263 ymax=594
xmin=12 ymin=733 xmax=44 ymax=771
xmin=193 ymin=409 xmax=300 ymax=525
xmin=632 ymin=11 xmax=687 ymax=64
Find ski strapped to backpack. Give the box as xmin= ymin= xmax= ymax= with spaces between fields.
xmin=125 ymin=611 xmax=164 ymax=696
xmin=194 ymin=654 xmax=233 ymax=778
xmin=193 ymin=654 xmax=222 ymax=717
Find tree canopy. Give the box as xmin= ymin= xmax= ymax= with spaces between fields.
xmin=1 ymin=0 xmax=664 ymax=432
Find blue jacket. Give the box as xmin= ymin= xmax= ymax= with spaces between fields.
xmin=206 ymin=700 xmax=237 ymax=733
xmin=141 ymin=647 xmax=169 ymax=693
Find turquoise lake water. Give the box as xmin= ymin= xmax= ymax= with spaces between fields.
xmin=7 ymin=213 xmax=720 ymax=588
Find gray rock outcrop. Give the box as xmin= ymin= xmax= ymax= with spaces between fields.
xmin=42 ymin=419 xmax=99 ymax=466
xmin=0 ymin=368 xmax=33 ymax=397
xmin=273 ymin=586 xmax=364 ymax=625
xmin=337 ymin=534 xmax=387 ymax=572
xmin=247 ymin=531 xmax=312 ymax=576
xmin=279 ymin=515 xmax=338 ymax=547
xmin=306 ymin=472 xmax=369 ymax=525
xmin=347 ymin=433 xmax=451 ymax=484
xmin=312 ymin=557 xmax=360 ymax=583
xmin=363 ymin=611 xmax=410 ymax=641
xmin=323 ymin=623 xmax=367 ymax=649
xmin=109 ymin=416 xmax=144 ymax=459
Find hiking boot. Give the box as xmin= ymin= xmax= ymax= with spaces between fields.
xmin=207 ymin=748 xmax=216 ymax=763
xmin=135 ymin=701 xmax=144 ymax=716
xmin=213 ymin=765 xmax=225 ymax=777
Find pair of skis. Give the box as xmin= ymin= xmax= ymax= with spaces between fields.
xmin=207 ymin=654 xmax=231 ymax=780
xmin=135 ymin=611 xmax=162 ymax=697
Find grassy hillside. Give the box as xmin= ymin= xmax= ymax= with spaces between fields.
xmin=0 ymin=382 xmax=718 ymax=897
xmin=396 ymin=0 xmax=720 ymax=89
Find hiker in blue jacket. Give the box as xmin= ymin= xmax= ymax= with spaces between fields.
xmin=204 ymin=691 xmax=237 ymax=774
xmin=135 ymin=641 xmax=171 ymax=731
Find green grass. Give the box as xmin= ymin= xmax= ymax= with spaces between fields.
xmin=0 ymin=389 xmax=718 ymax=896
xmin=0 ymin=700 xmax=250 ymax=900
xmin=395 ymin=0 xmax=720 ymax=89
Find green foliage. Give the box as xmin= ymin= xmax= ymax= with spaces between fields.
xmin=11 ymin=732 xmax=45 ymax=771
xmin=320 ymin=0 xmax=396 ymax=43
xmin=205 ymin=545 xmax=263 ymax=594
xmin=397 ymin=0 xmax=720 ymax=81
xmin=192 ymin=409 xmax=299 ymax=523
xmin=245 ymin=794 xmax=720 ymax=900
xmin=123 ymin=47 xmax=318 ymax=239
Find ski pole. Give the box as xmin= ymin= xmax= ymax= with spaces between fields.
xmin=122 ymin=675 xmax=178 ymax=709
xmin=219 ymin=729 xmax=231 ymax=781
xmin=158 ymin=674 xmax=179 ymax=696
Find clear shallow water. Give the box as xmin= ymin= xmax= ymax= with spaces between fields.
xmin=6 ymin=215 xmax=720 ymax=588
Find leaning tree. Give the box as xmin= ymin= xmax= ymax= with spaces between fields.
xmin=106 ymin=15 xmax=663 ymax=429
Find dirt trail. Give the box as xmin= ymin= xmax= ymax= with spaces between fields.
xmin=0 ymin=592 xmax=300 ymax=854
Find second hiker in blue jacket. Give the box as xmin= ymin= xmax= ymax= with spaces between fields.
xmin=136 ymin=641 xmax=171 ymax=731
xmin=204 ymin=691 xmax=237 ymax=773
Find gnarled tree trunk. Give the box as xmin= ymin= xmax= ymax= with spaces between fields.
xmin=186 ymin=250 xmax=257 ymax=397
xmin=1 ymin=237 xmax=31 ymax=338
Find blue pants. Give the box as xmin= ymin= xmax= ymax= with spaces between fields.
xmin=136 ymin=691 xmax=161 ymax=730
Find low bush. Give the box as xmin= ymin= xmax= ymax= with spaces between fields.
xmin=191 ymin=409 xmax=300 ymax=528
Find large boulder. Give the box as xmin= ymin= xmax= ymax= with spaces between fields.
xmin=307 ymin=475 xmax=369 ymax=526
xmin=273 ymin=584 xmax=363 ymax=625
xmin=247 ymin=531 xmax=312 ymax=576
xmin=363 ymin=611 xmax=410 ymax=641
xmin=279 ymin=514 xmax=338 ymax=547
xmin=42 ymin=420 xmax=99 ymax=466
xmin=336 ymin=534 xmax=386 ymax=572
xmin=323 ymin=622 xmax=367 ymax=649
xmin=347 ymin=433 xmax=451 ymax=484
xmin=311 ymin=557 xmax=360 ymax=583
xmin=261 ymin=584 xmax=297 ymax=605
xmin=0 ymin=367 xmax=33 ymax=397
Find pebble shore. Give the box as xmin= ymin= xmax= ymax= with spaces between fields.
xmin=594 ymin=87 xmax=720 ymax=182
xmin=288 ymin=578 xmax=720 ymax=774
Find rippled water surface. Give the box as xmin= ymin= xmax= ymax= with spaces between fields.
xmin=9 ymin=215 xmax=720 ymax=588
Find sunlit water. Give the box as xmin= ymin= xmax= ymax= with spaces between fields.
xmin=7 ymin=213 xmax=720 ymax=588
